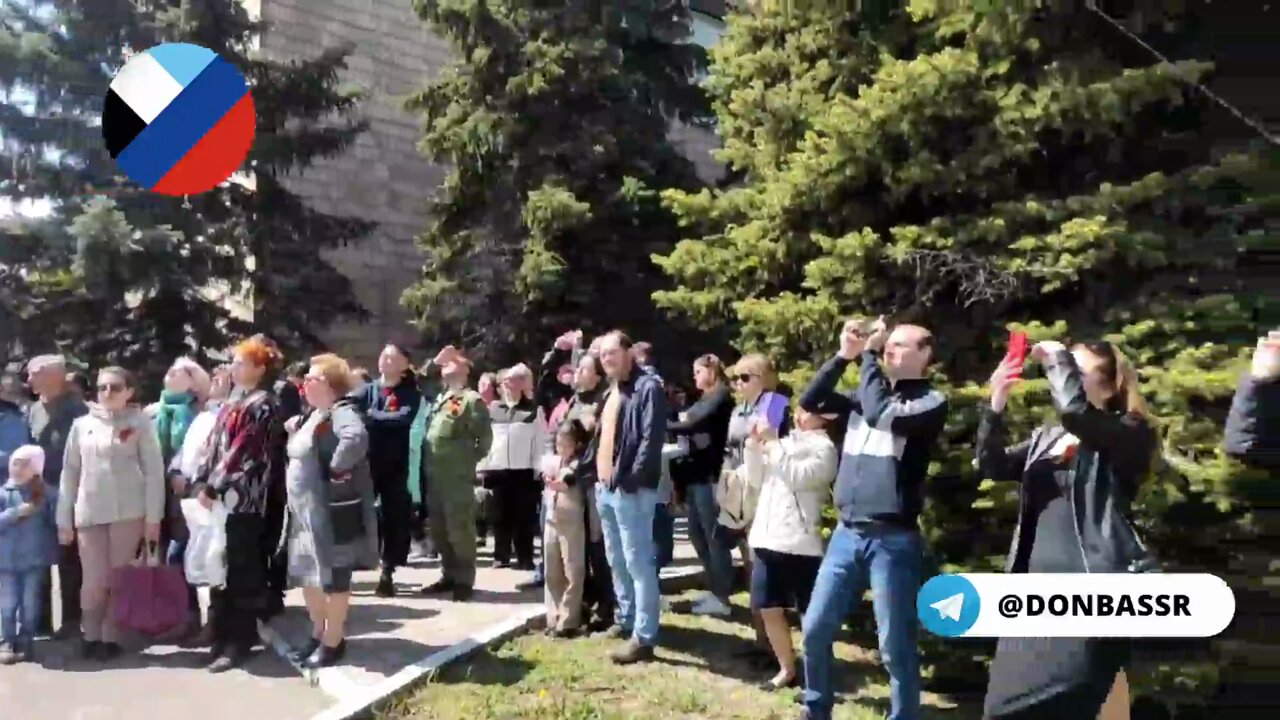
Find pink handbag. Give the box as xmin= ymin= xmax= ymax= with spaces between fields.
xmin=110 ymin=542 xmax=191 ymax=637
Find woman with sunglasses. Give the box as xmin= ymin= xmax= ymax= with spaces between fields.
xmin=978 ymin=339 xmax=1156 ymax=720
xmin=57 ymin=367 xmax=165 ymax=662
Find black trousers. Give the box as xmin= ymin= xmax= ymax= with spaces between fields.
xmin=372 ymin=462 xmax=412 ymax=571
xmin=582 ymin=537 xmax=615 ymax=625
xmin=213 ymin=513 xmax=268 ymax=652
xmin=485 ymin=469 xmax=538 ymax=566
xmin=263 ymin=473 xmax=288 ymax=613
xmin=210 ymin=588 xmax=260 ymax=653
xmin=39 ymin=542 xmax=82 ymax=634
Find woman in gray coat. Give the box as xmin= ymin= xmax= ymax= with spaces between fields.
xmin=284 ymin=353 xmax=378 ymax=669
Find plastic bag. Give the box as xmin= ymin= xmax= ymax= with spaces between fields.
xmin=182 ymin=498 xmax=228 ymax=588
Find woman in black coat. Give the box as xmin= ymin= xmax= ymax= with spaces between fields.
xmin=977 ymin=339 xmax=1157 ymax=720
xmin=667 ymin=354 xmax=736 ymax=614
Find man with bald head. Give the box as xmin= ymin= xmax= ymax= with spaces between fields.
xmin=26 ymin=354 xmax=89 ymax=637
xmin=796 ymin=317 xmax=948 ymax=720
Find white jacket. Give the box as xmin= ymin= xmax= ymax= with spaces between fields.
xmin=478 ymin=399 xmax=547 ymax=472
xmin=744 ymin=429 xmax=837 ymax=557
xmin=58 ymin=404 xmax=166 ymax=530
xmin=170 ymin=406 xmax=221 ymax=482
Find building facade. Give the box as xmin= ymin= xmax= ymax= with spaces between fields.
xmin=253 ymin=0 xmax=725 ymax=366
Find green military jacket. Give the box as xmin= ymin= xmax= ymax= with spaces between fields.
xmin=425 ymin=386 xmax=492 ymax=480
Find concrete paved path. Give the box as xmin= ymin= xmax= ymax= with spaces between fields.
xmin=0 ymin=524 xmax=702 ymax=720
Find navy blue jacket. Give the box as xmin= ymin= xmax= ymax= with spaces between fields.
xmin=1224 ymin=375 xmax=1279 ymax=469
xmin=586 ymin=366 xmax=667 ymax=493
xmin=0 ymin=400 xmax=30 ymax=484
xmin=800 ymin=351 xmax=948 ymax=528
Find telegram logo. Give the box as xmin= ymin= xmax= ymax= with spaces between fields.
xmin=917 ymin=574 xmax=980 ymax=637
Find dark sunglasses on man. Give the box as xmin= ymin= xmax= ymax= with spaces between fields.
xmin=97 ymin=383 xmax=125 ymax=394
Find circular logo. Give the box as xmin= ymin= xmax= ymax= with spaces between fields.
xmin=916 ymin=574 xmax=981 ymax=638
xmin=102 ymin=43 xmax=255 ymax=196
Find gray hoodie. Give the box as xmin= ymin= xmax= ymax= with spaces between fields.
xmin=57 ymin=404 xmax=165 ymax=530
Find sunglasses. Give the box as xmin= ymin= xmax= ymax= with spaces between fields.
xmin=733 ymin=373 xmax=758 ymax=384
xmin=97 ymin=383 xmax=125 ymax=394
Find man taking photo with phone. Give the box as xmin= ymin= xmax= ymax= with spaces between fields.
xmin=796 ymin=316 xmax=949 ymax=720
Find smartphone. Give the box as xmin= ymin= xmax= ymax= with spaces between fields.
xmin=1004 ymin=330 xmax=1029 ymax=379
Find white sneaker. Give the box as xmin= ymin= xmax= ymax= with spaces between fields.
xmin=691 ymin=595 xmax=731 ymax=617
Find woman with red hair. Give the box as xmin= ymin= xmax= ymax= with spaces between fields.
xmin=192 ymin=336 xmax=283 ymax=673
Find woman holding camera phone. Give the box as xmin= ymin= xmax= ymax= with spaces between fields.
xmin=977 ymin=338 xmax=1157 ymax=720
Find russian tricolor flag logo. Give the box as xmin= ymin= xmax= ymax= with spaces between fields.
xmin=103 ymin=43 xmax=256 ymax=196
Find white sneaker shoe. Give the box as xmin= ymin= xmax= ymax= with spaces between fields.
xmin=691 ymin=595 xmax=731 ymax=617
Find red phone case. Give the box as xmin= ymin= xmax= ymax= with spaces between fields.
xmin=1005 ymin=331 xmax=1029 ymax=379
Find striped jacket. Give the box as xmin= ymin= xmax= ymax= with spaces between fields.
xmin=799 ymin=351 xmax=947 ymax=528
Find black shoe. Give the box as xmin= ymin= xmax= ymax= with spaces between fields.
xmin=494 ymin=559 xmax=512 ymax=569
xmin=593 ymin=624 xmax=628 ymax=640
xmin=207 ymin=647 xmax=248 ymax=674
xmin=97 ymin=642 xmax=122 ymax=662
xmin=205 ymin=643 xmax=226 ymax=666
xmin=515 ymin=561 xmax=536 ymax=572
xmin=53 ymin=624 xmax=81 ymax=642
xmin=80 ymin=639 xmax=101 ymax=660
xmin=759 ymin=671 xmax=800 ymax=692
xmin=451 ymin=586 xmax=474 ymax=602
xmin=374 ymin=574 xmax=397 ymax=598
xmin=292 ymin=637 xmax=322 ymax=663
xmin=550 ymin=627 xmax=580 ymax=639
xmin=585 ymin=617 xmax=614 ymax=634
xmin=304 ymin=639 xmax=347 ymax=669
xmin=419 ymin=578 xmax=456 ymax=595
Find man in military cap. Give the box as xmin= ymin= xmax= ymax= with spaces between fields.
xmin=418 ymin=346 xmax=493 ymax=601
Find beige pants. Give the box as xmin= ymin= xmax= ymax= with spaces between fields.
xmin=78 ymin=518 xmax=145 ymax=643
xmin=543 ymin=492 xmax=586 ymax=631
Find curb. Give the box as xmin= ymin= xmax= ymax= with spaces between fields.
xmin=303 ymin=564 xmax=706 ymax=720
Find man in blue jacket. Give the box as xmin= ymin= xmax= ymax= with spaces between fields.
xmin=797 ymin=317 xmax=948 ymax=720
xmin=587 ymin=330 xmax=667 ymax=665
xmin=0 ymin=373 xmax=30 ymax=482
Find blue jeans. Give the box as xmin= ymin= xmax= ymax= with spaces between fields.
xmin=801 ymin=523 xmax=922 ymax=720
xmin=0 ymin=568 xmax=46 ymax=645
xmin=653 ymin=503 xmax=674 ymax=570
xmin=684 ymin=483 xmax=734 ymax=599
xmin=596 ymin=485 xmax=660 ymax=646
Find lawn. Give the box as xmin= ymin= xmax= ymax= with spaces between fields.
xmin=381 ymin=591 xmax=981 ymax=720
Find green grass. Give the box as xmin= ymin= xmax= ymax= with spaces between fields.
xmin=380 ymin=591 xmax=980 ymax=720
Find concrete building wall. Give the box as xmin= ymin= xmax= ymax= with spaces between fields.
xmin=257 ymin=0 xmax=724 ymax=366
xmin=256 ymin=0 xmax=450 ymax=365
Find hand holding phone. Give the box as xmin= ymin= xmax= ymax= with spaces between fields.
xmin=1003 ymin=331 xmax=1029 ymax=380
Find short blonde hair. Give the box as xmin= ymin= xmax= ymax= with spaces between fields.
xmin=733 ymin=353 xmax=777 ymax=391
xmin=310 ymin=353 xmax=353 ymax=396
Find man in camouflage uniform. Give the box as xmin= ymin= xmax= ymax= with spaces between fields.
xmin=418 ymin=346 xmax=492 ymax=601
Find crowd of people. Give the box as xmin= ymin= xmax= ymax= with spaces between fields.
xmin=0 ymin=321 xmax=1275 ymax=720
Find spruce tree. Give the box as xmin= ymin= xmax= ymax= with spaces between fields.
xmin=0 ymin=0 xmax=373 ymax=386
xmin=403 ymin=0 xmax=710 ymax=367
xmin=657 ymin=2 xmax=1276 ymax=708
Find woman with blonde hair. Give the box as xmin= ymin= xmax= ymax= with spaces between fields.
xmin=978 ymin=339 xmax=1156 ymax=720
xmin=706 ymin=354 xmax=790 ymax=602
xmin=284 ymin=354 xmax=377 ymax=668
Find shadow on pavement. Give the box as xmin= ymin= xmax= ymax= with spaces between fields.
xmin=35 ymin=639 xmax=298 ymax=679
